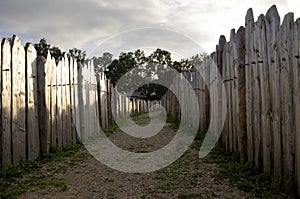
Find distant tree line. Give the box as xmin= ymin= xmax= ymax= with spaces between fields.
xmin=34 ymin=38 xmax=86 ymax=64
xmin=93 ymin=49 xmax=208 ymax=101
xmin=33 ymin=37 xmax=207 ymax=101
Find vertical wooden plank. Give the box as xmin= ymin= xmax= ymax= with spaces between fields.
xmin=1 ymin=39 xmax=12 ymax=165
xmin=11 ymin=36 xmax=26 ymax=163
xmin=73 ymin=61 xmax=79 ymax=141
xmin=230 ymin=29 xmax=238 ymax=152
xmin=25 ymin=43 xmax=40 ymax=160
xmin=217 ymin=36 xmax=226 ymax=145
xmin=205 ymin=57 xmax=210 ymax=131
xmin=257 ymin=15 xmax=272 ymax=174
xmin=50 ymin=57 xmax=57 ymax=147
xmin=77 ymin=63 xmax=84 ymax=140
xmin=223 ymin=42 xmax=230 ymax=151
xmin=266 ymin=5 xmax=281 ymax=182
xmin=245 ymin=8 xmax=255 ymax=163
xmin=293 ymin=17 xmax=300 ymax=199
xmin=279 ymin=13 xmax=295 ymax=191
xmin=0 ymin=36 xmax=1 ymax=163
xmin=235 ymin=27 xmax=247 ymax=161
xmin=61 ymin=57 xmax=66 ymax=146
xmin=45 ymin=52 xmax=53 ymax=148
xmin=64 ymin=54 xmax=72 ymax=146
xmin=56 ymin=61 xmax=63 ymax=148
xmin=61 ymin=55 xmax=69 ymax=147
xmin=253 ymin=20 xmax=263 ymax=169
xmin=37 ymin=56 xmax=49 ymax=155
xmin=81 ymin=63 xmax=88 ymax=138
xmin=89 ymin=60 xmax=98 ymax=136
xmin=69 ymin=57 xmax=77 ymax=144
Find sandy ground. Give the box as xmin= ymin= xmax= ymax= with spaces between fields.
xmin=18 ymin=116 xmax=270 ymax=199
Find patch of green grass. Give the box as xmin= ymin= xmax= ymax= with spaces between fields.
xmin=159 ymin=183 xmax=172 ymax=191
xmin=105 ymin=177 xmax=114 ymax=183
xmin=195 ymin=131 xmax=206 ymax=141
xmin=166 ymin=114 xmax=179 ymax=123
xmin=0 ymin=142 xmax=83 ymax=198
xmin=208 ymin=146 xmax=277 ymax=197
xmin=60 ymin=184 xmax=69 ymax=191
xmin=154 ymin=174 xmax=166 ymax=180
xmin=49 ymin=179 xmax=66 ymax=187
xmin=123 ymin=145 xmax=135 ymax=152
xmin=170 ymin=122 xmax=180 ymax=130
xmin=103 ymin=121 xmax=119 ymax=136
xmin=178 ymin=193 xmax=202 ymax=199
xmin=191 ymin=172 xmax=203 ymax=179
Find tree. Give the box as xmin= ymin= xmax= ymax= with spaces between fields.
xmin=68 ymin=48 xmax=86 ymax=64
xmin=103 ymin=48 xmax=208 ymax=101
xmin=93 ymin=52 xmax=113 ymax=76
xmin=34 ymin=38 xmax=63 ymax=63
xmin=105 ymin=49 xmax=175 ymax=100
xmin=34 ymin=38 xmax=50 ymax=58
xmin=105 ymin=51 xmax=141 ymax=87
xmin=50 ymin=46 xmax=63 ymax=63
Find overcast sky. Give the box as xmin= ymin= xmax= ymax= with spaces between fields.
xmin=0 ymin=0 xmax=299 ymax=59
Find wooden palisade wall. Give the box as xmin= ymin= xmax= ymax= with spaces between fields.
xmin=162 ymin=5 xmax=300 ymax=197
xmin=0 ymin=36 xmax=148 ymax=166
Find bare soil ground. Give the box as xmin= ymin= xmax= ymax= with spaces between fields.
xmin=16 ymin=115 xmax=287 ymax=199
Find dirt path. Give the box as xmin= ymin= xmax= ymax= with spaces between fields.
xmin=17 ymin=115 xmax=267 ymax=198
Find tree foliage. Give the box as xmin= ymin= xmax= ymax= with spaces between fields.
xmin=34 ymin=38 xmax=86 ymax=64
xmin=34 ymin=38 xmax=63 ymax=63
xmin=68 ymin=48 xmax=86 ymax=64
xmin=93 ymin=48 xmax=208 ymax=100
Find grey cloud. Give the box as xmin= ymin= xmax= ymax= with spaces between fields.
xmin=0 ymin=0 xmax=168 ymax=51
xmin=0 ymin=0 xmax=292 ymax=57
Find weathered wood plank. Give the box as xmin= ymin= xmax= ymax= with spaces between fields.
xmin=230 ymin=29 xmax=238 ymax=152
xmin=69 ymin=57 xmax=77 ymax=144
xmin=245 ymin=8 xmax=255 ymax=163
xmin=61 ymin=55 xmax=70 ymax=147
xmin=37 ymin=56 xmax=49 ymax=155
xmin=253 ymin=19 xmax=263 ymax=169
xmin=45 ymin=52 xmax=53 ymax=148
xmin=56 ymin=61 xmax=63 ymax=148
xmin=279 ymin=13 xmax=295 ymax=191
xmin=222 ymin=42 xmax=230 ymax=151
xmin=1 ymin=39 xmax=12 ymax=165
xmin=234 ymin=27 xmax=247 ymax=161
xmin=265 ymin=5 xmax=281 ymax=182
xmin=25 ymin=43 xmax=40 ymax=160
xmin=50 ymin=57 xmax=57 ymax=147
xmin=77 ymin=63 xmax=84 ymax=140
xmin=73 ymin=61 xmax=79 ymax=141
xmin=64 ymin=54 xmax=72 ymax=146
xmin=217 ymin=36 xmax=226 ymax=144
xmin=256 ymin=15 xmax=272 ymax=174
xmin=0 ymin=36 xmax=1 ymax=163
xmin=11 ymin=36 xmax=26 ymax=163
xmin=293 ymin=17 xmax=300 ymax=199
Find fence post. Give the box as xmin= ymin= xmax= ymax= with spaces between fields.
xmin=11 ymin=36 xmax=26 ymax=163
xmin=266 ymin=5 xmax=281 ymax=183
xmin=253 ymin=19 xmax=262 ymax=170
xmin=234 ymin=27 xmax=247 ymax=161
xmin=77 ymin=62 xmax=84 ymax=140
xmin=37 ymin=56 xmax=49 ymax=155
xmin=293 ymin=17 xmax=300 ymax=199
xmin=257 ymin=15 xmax=272 ymax=174
xmin=25 ymin=43 xmax=40 ymax=160
xmin=1 ymin=39 xmax=12 ymax=165
xmin=50 ymin=57 xmax=57 ymax=147
xmin=279 ymin=13 xmax=295 ymax=191
xmin=245 ymin=8 xmax=254 ymax=163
